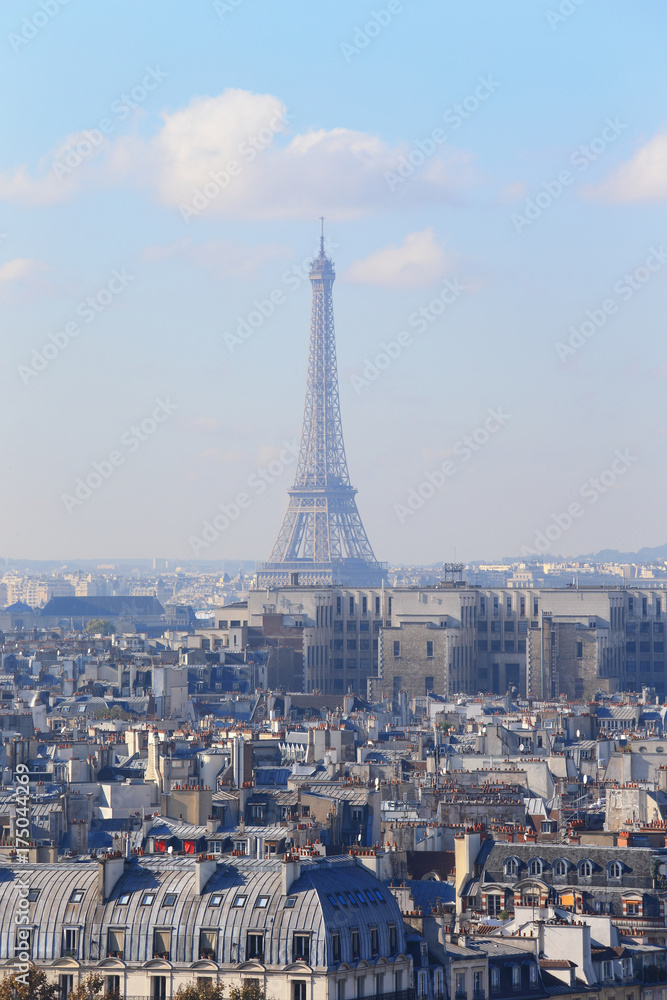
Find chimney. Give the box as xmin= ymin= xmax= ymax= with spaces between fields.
xmin=98 ymin=855 xmax=126 ymax=903
xmin=282 ymin=855 xmax=301 ymax=896
xmin=195 ymin=856 xmax=218 ymax=895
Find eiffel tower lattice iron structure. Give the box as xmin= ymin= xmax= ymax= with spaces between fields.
xmin=257 ymin=226 xmax=386 ymax=588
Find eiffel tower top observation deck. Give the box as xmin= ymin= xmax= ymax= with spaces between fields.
xmin=256 ymin=224 xmax=386 ymax=588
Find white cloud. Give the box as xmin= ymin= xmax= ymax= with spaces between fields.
xmin=0 ymin=257 xmax=51 ymax=301
xmin=0 ymin=257 xmax=47 ymax=283
xmin=342 ymin=228 xmax=456 ymax=288
xmin=587 ymin=131 xmax=667 ymax=202
xmin=0 ymin=128 xmax=112 ymax=205
xmin=0 ymin=89 xmax=476 ymax=218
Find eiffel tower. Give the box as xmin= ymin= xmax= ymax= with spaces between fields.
xmin=257 ymin=224 xmax=385 ymax=588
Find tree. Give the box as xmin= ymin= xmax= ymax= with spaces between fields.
xmin=68 ymin=973 xmax=120 ymax=1000
xmin=229 ymin=983 xmax=275 ymax=1000
xmin=85 ymin=619 xmax=115 ymax=635
xmin=175 ymin=984 xmax=226 ymax=1000
xmin=0 ymin=968 xmax=60 ymax=1000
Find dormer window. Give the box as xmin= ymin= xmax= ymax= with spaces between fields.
xmin=529 ymin=859 xmax=543 ymax=876
xmin=579 ymin=860 xmax=593 ymax=878
xmin=505 ymin=858 xmax=518 ymax=877
xmin=608 ymin=861 xmax=622 ymax=879
xmin=553 ymin=860 xmax=567 ymax=877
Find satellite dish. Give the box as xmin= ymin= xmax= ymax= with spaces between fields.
xmin=576 ymin=729 xmax=581 ymax=738
xmin=167 ymin=845 xmax=173 ymax=854
xmin=519 ymin=743 xmax=525 ymax=752
xmin=583 ymin=775 xmax=588 ymax=784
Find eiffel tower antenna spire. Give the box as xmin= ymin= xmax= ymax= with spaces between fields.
xmin=257 ymin=227 xmax=385 ymax=588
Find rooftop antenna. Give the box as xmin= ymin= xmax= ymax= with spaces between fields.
xmin=319 ymin=216 xmax=325 ymax=255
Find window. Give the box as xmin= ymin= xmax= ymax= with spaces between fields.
xmin=376 ymin=974 xmax=385 ymax=997
xmin=370 ymin=926 xmax=378 ymax=957
xmin=293 ymin=983 xmax=307 ymax=1000
xmin=153 ymin=928 xmax=171 ymax=960
xmin=577 ymin=641 xmax=583 ymax=658
xmin=426 ymin=640 xmax=434 ymax=658
xmin=293 ymin=933 xmax=310 ymax=962
xmin=393 ymin=641 xmax=400 ymax=657
xmin=529 ymin=859 xmax=543 ymax=876
xmin=366 ymin=890 xmax=376 ymax=904
xmin=337 ymin=894 xmax=348 ymax=906
xmin=395 ymin=972 xmax=403 ymax=993
xmin=284 ymin=897 xmax=296 ymax=908
xmin=255 ymin=895 xmax=270 ymax=908
xmin=622 ymin=959 xmax=632 ymax=978
xmin=603 ymin=961 xmax=613 ymax=980
xmin=609 ymin=861 xmax=622 ymax=879
xmin=626 ymin=900 xmax=641 ymax=915
xmin=200 ymin=929 xmax=217 ymax=960
xmin=152 ymin=977 xmax=167 ymax=1000
xmin=473 ymin=971 xmax=483 ymax=998
xmin=117 ymin=893 xmax=130 ymax=905
xmin=60 ymin=976 xmax=74 ymax=1000
xmin=68 ymin=890 xmax=84 ymax=904
xmin=487 ymin=895 xmax=502 ymax=917
xmin=375 ymin=890 xmax=385 ymax=902
xmin=512 ymin=966 xmax=521 ymax=989
xmin=107 ymin=928 xmax=125 ymax=959
xmin=529 ymin=965 xmax=538 ymax=987
xmin=357 ymin=892 xmax=367 ymax=905
xmin=15 ymin=929 xmax=32 ymax=956
xmin=419 ymin=973 xmax=428 ymax=996
xmin=209 ymin=894 xmax=223 ymax=907
xmin=142 ymin=892 xmax=156 ymax=905
xmin=163 ymin=893 xmax=177 ymax=907
xmin=328 ymin=895 xmax=339 ymax=908
xmin=106 ymin=976 xmax=120 ymax=997
xmin=233 ymin=895 xmax=247 ymax=907
xmin=332 ymin=932 xmax=341 ymax=963
xmin=246 ymin=932 xmax=264 ymax=960
xmin=504 ymin=858 xmax=517 ymax=877
xmin=347 ymin=892 xmax=359 ymax=906
xmin=579 ymin=860 xmax=592 ymax=877
xmin=358 ymin=978 xmax=366 ymax=999
xmin=63 ymin=928 xmax=78 ymax=957
xmin=362 ymin=596 xmax=367 ymax=615
xmin=388 ymin=924 xmax=397 ymax=955
xmin=456 ymin=972 xmax=466 ymax=998
xmin=491 ymin=969 xmax=500 ymax=992
xmin=351 ymin=928 xmax=360 ymax=960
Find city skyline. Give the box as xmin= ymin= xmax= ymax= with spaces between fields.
xmin=2 ymin=2 xmax=667 ymax=565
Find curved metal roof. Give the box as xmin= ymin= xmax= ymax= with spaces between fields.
xmin=0 ymin=855 xmax=406 ymax=969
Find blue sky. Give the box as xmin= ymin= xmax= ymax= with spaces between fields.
xmin=2 ymin=0 xmax=666 ymax=564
